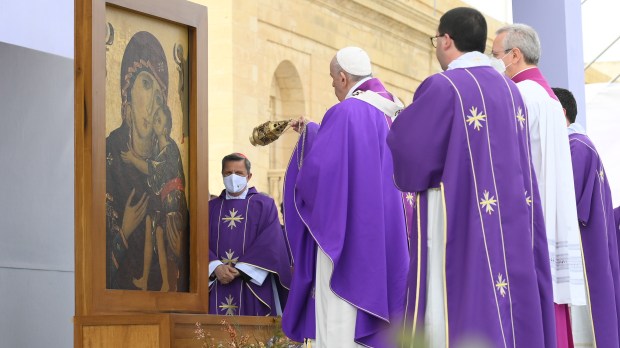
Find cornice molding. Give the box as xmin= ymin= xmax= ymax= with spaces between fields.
xmin=307 ymin=0 xmax=442 ymax=49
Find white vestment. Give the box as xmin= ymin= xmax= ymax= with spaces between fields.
xmin=424 ymin=188 xmax=447 ymax=348
xmin=311 ymin=248 xmax=363 ymax=348
xmin=516 ymin=79 xmax=586 ymax=306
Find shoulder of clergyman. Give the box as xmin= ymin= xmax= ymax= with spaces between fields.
xmin=515 ymin=79 xmax=548 ymax=102
xmin=427 ymin=72 xmax=461 ymax=92
xmin=409 ymin=72 xmax=460 ymax=104
xmin=249 ymin=191 xmax=276 ymax=209
xmin=570 ymin=133 xmax=598 ymax=156
xmin=323 ymin=99 xmax=359 ymax=124
xmin=208 ymin=196 xmax=222 ymax=209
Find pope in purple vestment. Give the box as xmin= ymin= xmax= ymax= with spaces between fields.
xmin=387 ymin=8 xmax=555 ymax=347
xmin=553 ymin=87 xmax=620 ymax=347
xmin=208 ymin=154 xmax=291 ymax=316
xmin=282 ymin=47 xmax=409 ymax=347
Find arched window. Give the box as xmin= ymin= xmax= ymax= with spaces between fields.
xmin=267 ymin=61 xmax=305 ymax=221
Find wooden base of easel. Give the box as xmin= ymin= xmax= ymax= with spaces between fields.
xmin=75 ymin=314 xmax=279 ymax=348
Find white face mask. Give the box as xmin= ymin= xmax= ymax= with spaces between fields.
xmin=490 ymin=57 xmax=507 ymax=74
xmin=490 ymin=51 xmax=513 ymax=74
xmin=223 ymin=174 xmax=247 ymax=194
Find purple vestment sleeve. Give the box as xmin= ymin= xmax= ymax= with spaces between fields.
xmin=283 ymin=98 xmax=410 ymax=347
xmin=570 ymin=136 xmax=597 ymax=225
xmin=236 ymin=193 xmax=292 ymax=289
xmin=403 ymin=191 xmax=428 ymax=331
xmin=283 ymin=122 xmax=319 ymax=268
xmin=282 ymin=122 xmax=319 ymax=342
xmin=388 ymin=76 xmax=452 ymax=192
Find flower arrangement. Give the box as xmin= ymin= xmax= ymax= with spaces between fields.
xmin=194 ymin=320 xmax=302 ymax=348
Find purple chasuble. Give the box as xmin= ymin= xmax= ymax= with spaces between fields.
xmin=569 ymin=132 xmax=620 ymax=346
xmin=356 ymin=78 xmax=395 ymax=101
xmin=616 ymin=207 xmax=620 ymax=234
xmin=282 ymin=81 xmax=410 ymax=347
xmin=208 ymin=187 xmax=291 ymax=316
xmin=357 ymin=78 xmax=416 ymax=238
xmin=387 ymin=66 xmax=556 ymax=347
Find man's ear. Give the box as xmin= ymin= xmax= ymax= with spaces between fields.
xmin=512 ymin=47 xmax=522 ymax=64
xmin=443 ymin=33 xmax=453 ymax=50
xmin=247 ymin=173 xmax=253 ymax=181
xmin=339 ymin=71 xmax=347 ymax=84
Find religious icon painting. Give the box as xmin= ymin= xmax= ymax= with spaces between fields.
xmin=105 ymin=5 xmax=191 ymax=293
xmin=75 ymin=0 xmax=209 ymax=314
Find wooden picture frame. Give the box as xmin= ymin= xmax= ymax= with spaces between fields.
xmin=75 ymin=0 xmax=209 ymax=315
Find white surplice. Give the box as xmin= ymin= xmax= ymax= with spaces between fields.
xmin=311 ymin=248 xmax=363 ymax=348
xmin=515 ymin=79 xmax=586 ymax=306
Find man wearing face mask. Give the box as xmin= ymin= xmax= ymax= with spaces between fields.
xmin=207 ymin=153 xmax=291 ymax=316
xmin=493 ymin=24 xmax=586 ymax=347
xmin=387 ymin=8 xmax=555 ymax=347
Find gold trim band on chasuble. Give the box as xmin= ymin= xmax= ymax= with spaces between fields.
xmin=223 ymin=194 xmax=292 ymax=288
xmin=580 ymin=138 xmax=611 ymax=348
xmin=282 ymin=126 xmax=308 ymax=267
xmin=245 ymin=282 xmax=273 ymax=316
xmin=405 ymin=193 xmax=423 ymax=346
xmin=292 ymin=168 xmax=390 ymax=324
xmin=438 ymin=72 xmax=510 ymax=348
xmin=441 ymin=183 xmax=450 ymax=348
xmin=214 ymin=194 xmax=251 ymax=316
xmin=242 ymin=195 xmax=253 ymax=253
xmin=235 ymin=261 xmax=291 ymax=291
xmin=579 ymin=237 xmax=597 ymax=347
xmin=465 ymin=69 xmax=517 ymax=347
xmin=498 ymin=74 xmax=535 ymax=249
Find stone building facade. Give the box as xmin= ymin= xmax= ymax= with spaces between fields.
xmin=190 ymin=0 xmax=505 ymax=213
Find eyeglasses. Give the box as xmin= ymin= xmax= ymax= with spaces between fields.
xmin=430 ymin=33 xmax=456 ymax=48
xmin=430 ymin=34 xmax=445 ymax=48
xmin=491 ymin=48 xmax=513 ymax=58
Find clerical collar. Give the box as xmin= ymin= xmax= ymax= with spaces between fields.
xmin=568 ymin=122 xmax=586 ymax=135
xmin=511 ymin=67 xmax=537 ymax=81
xmin=345 ymin=76 xmax=372 ymax=99
xmin=447 ymin=51 xmax=491 ymax=70
xmin=226 ymin=187 xmax=249 ymax=200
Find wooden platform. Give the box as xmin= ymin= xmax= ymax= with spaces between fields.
xmin=76 ymin=314 xmax=280 ymax=348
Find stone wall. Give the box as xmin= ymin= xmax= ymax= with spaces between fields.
xmin=191 ymin=0 xmax=505 ymax=209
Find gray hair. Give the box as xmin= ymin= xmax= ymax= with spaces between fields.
xmin=496 ymin=23 xmax=541 ymax=65
xmin=330 ymin=58 xmax=372 ymax=83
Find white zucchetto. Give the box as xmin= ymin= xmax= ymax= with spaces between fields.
xmin=336 ymin=46 xmax=372 ymax=76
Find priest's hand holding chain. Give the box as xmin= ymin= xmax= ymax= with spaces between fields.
xmin=290 ymin=116 xmax=308 ymax=133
